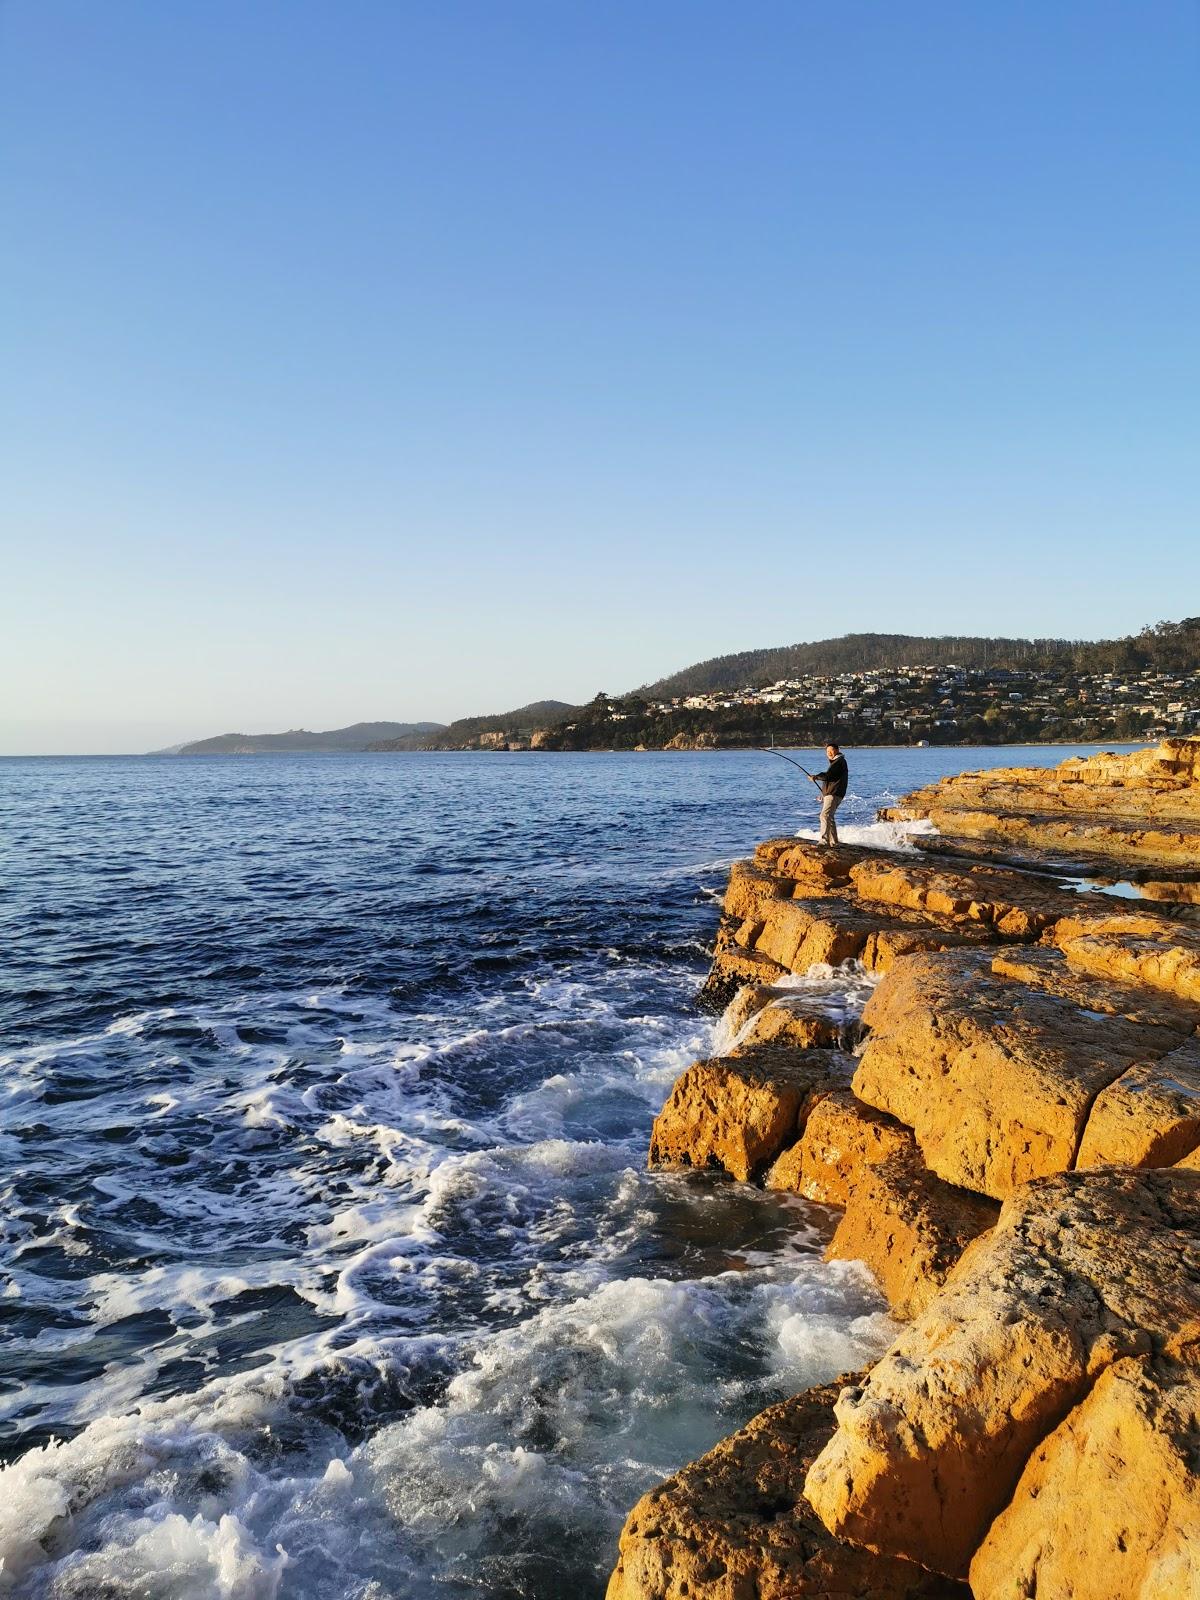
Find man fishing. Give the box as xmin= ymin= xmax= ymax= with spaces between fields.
xmin=759 ymin=742 xmax=850 ymax=846
xmin=811 ymin=743 xmax=848 ymax=846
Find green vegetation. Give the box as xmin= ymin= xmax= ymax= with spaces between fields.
xmin=639 ymin=619 xmax=1200 ymax=700
xmin=530 ymin=620 xmax=1200 ymax=751
xmin=368 ymin=702 xmax=579 ymax=750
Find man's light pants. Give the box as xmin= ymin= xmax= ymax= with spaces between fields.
xmin=819 ymin=793 xmax=841 ymax=846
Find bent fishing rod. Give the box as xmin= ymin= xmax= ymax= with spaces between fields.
xmin=757 ymin=747 xmax=820 ymax=785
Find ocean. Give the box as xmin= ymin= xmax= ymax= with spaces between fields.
xmin=0 ymin=745 xmax=1129 ymax=1598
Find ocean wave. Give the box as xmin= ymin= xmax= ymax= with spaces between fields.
xmin=1 ymin=748 xmax=977 ymax=1598
xmin=0 ymin=1259 xmax=891 ymax=1599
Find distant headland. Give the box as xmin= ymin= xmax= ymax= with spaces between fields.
xmin=163 ymin=617 xmax=1199 ymax=755
xmin=162 ymin=721 xmax=447 ymax=755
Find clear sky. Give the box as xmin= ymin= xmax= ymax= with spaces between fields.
xmin=2 ymin=2 xmax=1197 ymax=753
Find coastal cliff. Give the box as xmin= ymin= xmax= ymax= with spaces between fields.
xmin=609 ymin=738 xmax=1200 ymax=1599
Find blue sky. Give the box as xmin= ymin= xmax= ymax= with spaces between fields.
xmin=2 ymin=1 xmax=1197 ymax=752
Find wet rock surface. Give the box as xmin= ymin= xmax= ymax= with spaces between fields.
xmin=697 ymin=921 xmax=788 ymax=1010
xmin=729 ymin=998 xmax=846 ymax=1052
xmin=605 ymin=1377 xmax=969 ymax=1600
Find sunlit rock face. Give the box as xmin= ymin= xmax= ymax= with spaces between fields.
xmin=621 ymin=744 xmax=1200 ymax=1600
xmin=852 ymin=947 xmax=1198 ymax=1198
xmin=882 ymin=736 xmax=1200 ymax=873
xmin=970 ymin=1346 xmax=1200 ymax=1600
xmin=804 ymin=1168 xmax=1200 ymax=1578
xmin=606 ymin=1376 xmax=968 ymax=1600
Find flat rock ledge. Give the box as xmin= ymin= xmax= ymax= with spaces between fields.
xmin=880 ymin=737 xmax=1200 ymax=873
xmin=611 ymin=738 xmax=1200 ymax=1600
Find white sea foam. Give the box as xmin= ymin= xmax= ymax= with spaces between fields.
xmin=0 ymin=1251 xmax=892 ymax=1599
xmin=1 ymin=783 xmax=918 ymax=1598
xmin=710 ymin=960 xmax=878 ymax=1055
xmin=85 ymin=1265 xmax=283 ymax=1330
xmin=794 ymin=817 xmax=936 ymax=852
xmin=48 ymin=1513 xmax=289 ymax=1600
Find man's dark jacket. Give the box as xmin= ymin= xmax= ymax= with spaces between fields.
xmin=814 ymin=754 xmax=848 ymax=798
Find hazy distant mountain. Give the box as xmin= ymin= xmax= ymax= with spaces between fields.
xmin=173 ymin=721 xmax=446 ymax=755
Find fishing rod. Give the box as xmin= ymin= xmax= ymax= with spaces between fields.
xmin=757 ymin=747 xmax=820 ymax=785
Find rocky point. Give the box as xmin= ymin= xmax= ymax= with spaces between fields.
xmin=610 ymin=738 xmax=1200 ymax=1600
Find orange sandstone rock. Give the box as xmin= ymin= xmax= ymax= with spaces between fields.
xmin=1057 ymin=927 xmax=1200 ymax=1007
xmin=648 ymin=754 xmax=1200 ymax=1598
xmin=1075 ymin=1038 xmax=1200 ymax=1169
xmin=848 ymin=857 xmax=1089 ymax=939
xmin=969 ymin=1351 xmax=1200 ymax=1600
xmin=751 ymin=896 xmax=998 ymax=979
xmin=697 ymin=920 xmax=788 ymax=1011
xmin=766 ymin=1092 xmax=999 ymax=1319
xmin=730 ymin=1001 xmax=844 ymax=1053
xmin=803 ymin=1168 xmax=1200 ymax=1579
xmin=766 ymin=1089 xmax=913 ymax=1208
xmin=753 ymin=898 xmax=879 ymax=972
xmin=648 ymin=1048 xmax=854 ymax=1182
xmin=886 ymin=740 xmax=1200 ymax=876
xmin=605 ymin=1377 xmax=968 ymax=1600
xmin=719 ymin=982 xmax=778 ymax=1041
xmin=724 ymin=859 xmax=789 ymax=923
xmin=895 ymin=739 xmax=1200 ymax=817
xmin=720 ymin=984 xmax=852 ymax=1052
xmin=895 ymin=803 xmax=1200 ymax=874
xmin=989 ymin=945 xmax=1200 ymax=1031
xmin=1051 ymin=907 xmax=1182 ymax=943
xmin=853 ymin=950 xmax=1189 ymax=1198
xmin=824 ymin=1152 xmax=998 ymax=1321
xmin=754 ymin=835 xmax=816 ymax=867
xmin=857 ymin=922 xmax=996 ymax=973
xmin=756 ymin=838 xmax=867 ymax=890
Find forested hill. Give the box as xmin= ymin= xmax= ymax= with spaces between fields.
xmin=640 ymin=619 xmax=1200 ymax=699
xmin=367 ymin=701 xmax=579 ymax=749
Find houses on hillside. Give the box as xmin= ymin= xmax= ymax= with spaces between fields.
xmin=643 ymin=665 xmax=1199 ymax=741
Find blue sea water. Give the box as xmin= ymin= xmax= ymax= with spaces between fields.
xmin=0 ymin=745 xmax=1134 ymax=1598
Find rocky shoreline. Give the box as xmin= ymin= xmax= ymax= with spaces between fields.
xmin=608 ymin=738 xmax=1200 ymax=1599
